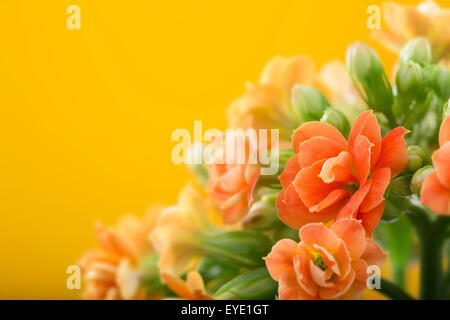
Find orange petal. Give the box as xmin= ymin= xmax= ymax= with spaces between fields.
xmin=309 ymin=260 xmax=334 ymax=288
xmin=318 ymin=151 xmax=357 ymax=183
xmin=265 ymin=239 xmax=300 ymax=281
xmin=421 ymin=171 xmax=450 ymax=215
xmin=432 ymin=142 xmax=450 ymax=188
xmin=352 ymin=135 xmax=372 ymax=185
xmin=357 ymin=201 xmax=385 ymax=238
xmin=292 ymin=122 xmax=347 ymax=153
xmin=439 ymin=115 xmax=450 ymax=147
xmin=299 ymin=223 xmax=340 ymax=253
xmin=315 ymin=189 xmax=351 ymax=212
xmin=332 ymin=240 xmax=352 ymax=280
xmin=277 ymin=184 xmax=339 ymax=229
xmin=298 ymin=136 xmax=347 ymax=168
xmin=318 ymin=269 xmax=355 ymax=299
xmin=293 ymin=254 xmax=318 ymax=297
xmin=349 ymin=110 xmax=381 ymax=167
xmin=279 ymin=154 xmax=300 ymax=188
xmin=360 ymin=167 xmax=391 ymax=213
xmin=294 ymin=160 xmax=343 ymax=209
xmin=279 ymin=270 xmax=315 ymax=300
xmin=161 ymin=272 xmax=195 ymax=300
xmin=361 ymin=238 xmax=387 ymax=268
xmin=336 ymin=180 xmax=372 ymax=220
xmin=330 ymin=219 xmax=366 ymax=259
xmin=375 ymin=127 xmax=409 ymax=177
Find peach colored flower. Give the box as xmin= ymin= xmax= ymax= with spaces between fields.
xmin=421 ymin=115 xmax=450 ymax=214
xmin=265 ymin=219 xmax=386 ymax=300
xmin=372 ymin=1 xmax=450 ymax=64
xmin=161 ymin=271 xmax=213 ymax=300
xmin=79 ymin=206 xmax=162 ymax=300
xmin=227 ymin=56 xmax=363 ymax=144
xmin=151 ymin=183 xmax=219 ymax=276
xmin=206 ymin=132 xmax=260 ymax=224
xmin=277 ymin=110 xmax=409 ymax=236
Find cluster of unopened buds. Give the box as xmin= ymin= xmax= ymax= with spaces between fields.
xmin=78 ymin=1 xmax=450 ymax=300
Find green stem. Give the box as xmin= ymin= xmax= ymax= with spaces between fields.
xmin=406 ymin=208 xmax=450 ymax=299
xmin=377 ymin=278 xmax=414 ymax=300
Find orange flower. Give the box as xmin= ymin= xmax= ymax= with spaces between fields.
xmin=265 ymin=219 xmax=386 ymax=300
xmin=206 ymin=132 xmax=260 ymax=224
xmin=277 ymin=110 xmax=408 ymax=236
xmin=372 ymin=1 xmax=450 ymax=64
xmin=227 ymin=56 xmax=363 ymax=144
xmin=421 ymin=115 xmax=450 ymax=215
xmin=161 ymin=271 xmax=213 ymax=300
xmin=79 ymin=206 xmax=162 ymax=300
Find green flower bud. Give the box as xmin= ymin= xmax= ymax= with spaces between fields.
xmin=434 ymin=66 xmax=450 ymax=99
xmin=213 ymin=268 xmax=277 ymax=300
xmin=291 ymin=85 xmax=329 ymax=122
xmin=407 ymin=146 xmax=432 ymax=172
xmin=320 ymin=107 xmax=351 ymax=137
xmin=386 ymin=175 xmax=413 ymax=199
xmin=346 ymin=42 xmax=394 ymax=118
xmin=396 ymin=61 xmax=423 ymax=100
xmin=411 ymin=165 xmax=434 ymax=195
xmin=400 ymin=38 xmax=432 ymax=65
xmin=201 ymin=230 xmax=273 ymax=270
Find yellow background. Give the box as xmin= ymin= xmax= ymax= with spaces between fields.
xmin=0 ymin=0 xmax=435 ymax=299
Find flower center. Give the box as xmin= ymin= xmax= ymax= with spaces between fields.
xmin=313 ymin=253 xmax=327 ymax=271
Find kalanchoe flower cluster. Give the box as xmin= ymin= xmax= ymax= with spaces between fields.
xmin=77 ymin=1 xmax=450 ymax=301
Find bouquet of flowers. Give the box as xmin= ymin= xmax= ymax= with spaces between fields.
xmin=77 ymin=1 xmax=450 ymax=300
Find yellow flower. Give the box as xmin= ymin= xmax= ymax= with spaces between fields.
xmin=161 ymin=271 xmax=213 ymax=300
xmin=78 ymin=205 xmax=163 ymax=300
xmin=151 ymin=183 xmax=219 ymax=276
xmin=372 ymin=1 xmax=450 ymax=64
xmin=227 ymin=56 xmax=363 ymax=143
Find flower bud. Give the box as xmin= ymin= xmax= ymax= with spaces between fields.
xmin=386 ymin=175 xmax=413 ymax=198
xmin=411 ymin=165 xmax=434 ymax=195
xmin=346 ymin=42 xmax=394 ymax=117
xmin=243 ymin=192 xmax=283 ymax=230
xmin=291 ymin=85 xmax=329 ymax=122
xmin=201 ymin=230 xmax=273 ymax=270
xmin=434 ymin=66 xmax=450 ymax=99
xmin=213 ymin=268 xmax=277 ymax=300
xmin=396 ymin=61 xmax=423 ymax=100
xmin=407 ymin=146 xmax=432 ymax=172
xmin=400 ymin=38 xmax=432 ymax=65
xmin=320 ymin=107 xmax=350 ymax=137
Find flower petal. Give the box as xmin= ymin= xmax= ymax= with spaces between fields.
xmin=421 ymin=171 xmax=450 ymax=215
xmin=298 ymin=136 xmax=347 ymax=168
xmin=351 ymin=135 xmax=372 ymax=185
xmin=432 ymin=142 xmax=450 ymax=188
xmin=336 ymin=180 xmax=372 ymax=220
xmin=357 ymin=201 xmax=385 ymax=238
xmin=330 ymin=219 xmax=366 ymax=259
xmin=299 ymin=223 xmax=341 ymax=253
xmin=294 ymin=160 xmax=343 ymax=209
xmin=374 ymin=127 xmax=409 ymax=177
xmin=439 ymin=115 xmax=450 ymax=147
xmin=292 ymin=122 xmax=347 ymax=153
xmin=360 ymin=167 xmax=391 ymax=213
xmin=361 ymin=238 xmax=387 ymax=268
xmin=279 ymin=154 xmax=301 ymax=188
xmin=349 ymin=110 xmax=382 ymax=168
xmin=279 ymin=270 xmax=315 ymax=300
xmin=265 ymin=239 xmax=300 ymax=281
